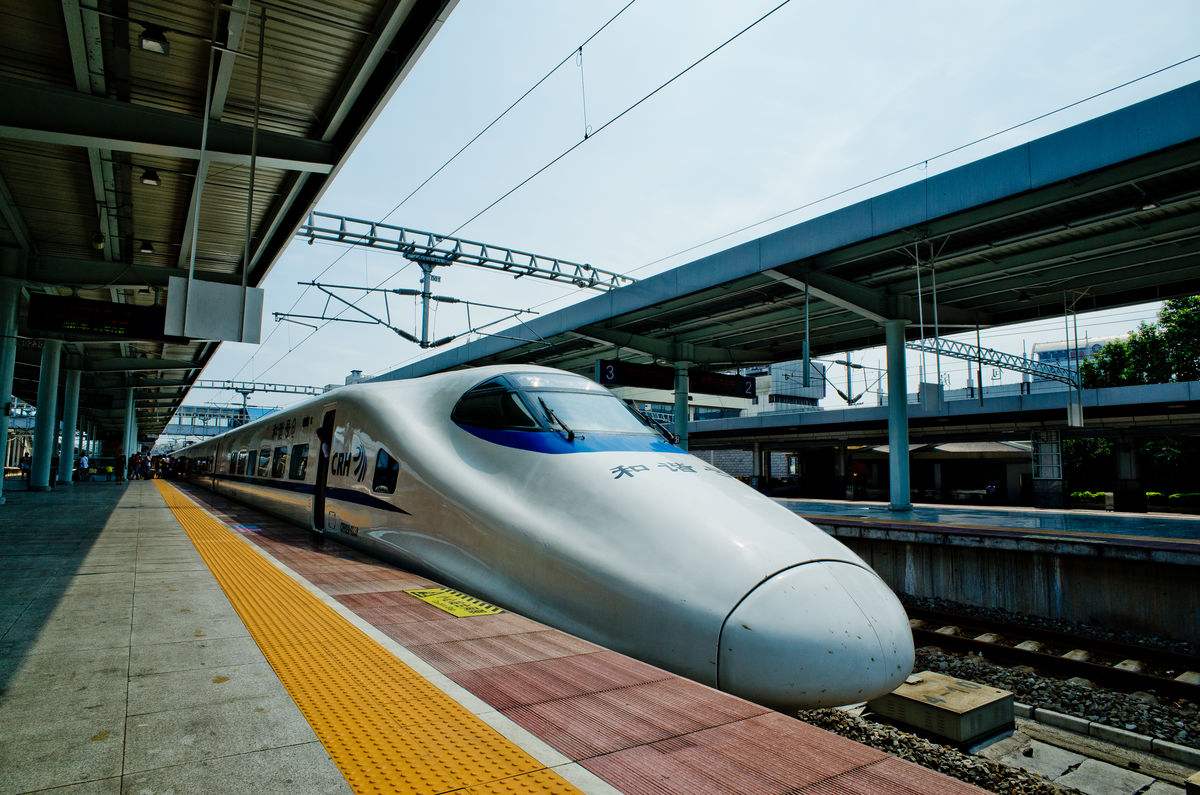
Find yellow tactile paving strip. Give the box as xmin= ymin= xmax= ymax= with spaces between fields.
xmin=153 ymin=480 xmax=579 ymax=795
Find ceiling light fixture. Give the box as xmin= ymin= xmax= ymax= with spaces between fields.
xmin=140 ymin=167 xmax=160 ymax=186
xmin=139 ymin=24 xmax=170 ymax=55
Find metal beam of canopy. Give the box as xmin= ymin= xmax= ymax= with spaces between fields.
xmin=0 ymin=170 xmax=33 ymax=253
xmin=11 ymin=256 xmax=242 ymax=288
xmin=61 ymin=0 xmax=123 ymax=263
xmin=80 ymin=358 xmax=201 ymax=373
xmin=569 ymin=327 xmax=775 ymax=366
xmin=0 ymin=81 xmax=335 ymax=173
xmin=763 ymin=269 xmax=984 ymax=328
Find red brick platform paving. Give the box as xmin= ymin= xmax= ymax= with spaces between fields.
xmin=177 ymin=482 xmax=982 ymax=794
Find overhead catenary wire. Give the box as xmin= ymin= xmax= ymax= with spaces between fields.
xmin=251 ymin=0 xmax=793 ymax=382
xmin=623 ymin=50 xmax=1200 ymax=278
xmin=226 ymin=0 xmax=638 ymax=383
xmin=444 ymin=0 xmax=795 ymax=239
xmin=503 ymin=51 xmax=1200 ymax=322
xmin=244 ymin=31 xmax=1196 ymax=388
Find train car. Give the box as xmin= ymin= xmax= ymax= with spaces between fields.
xmin=177 ymin=365 xmax=913 ymax=707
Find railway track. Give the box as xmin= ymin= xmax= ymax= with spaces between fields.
xmin=907 ymin=608 xmax=1200 ymax=702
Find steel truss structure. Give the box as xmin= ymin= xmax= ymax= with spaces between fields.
xmin=188 ymin=379 xmax=323 ymax=418
xmin=906 ymin=337 xmax=1078 ymax=386
xmin=297 ymin=211 xmax=636 ymax=290
xmin=191 ymin=379 xmax=323 ymax=396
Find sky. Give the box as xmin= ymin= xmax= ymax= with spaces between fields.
xmin=191 ymin=0 xmax=1200 ymax=415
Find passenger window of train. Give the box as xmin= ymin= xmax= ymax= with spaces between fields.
xmin=228 ymin=451 xmax=237 ymax=472
xmin=257 ymin=448 xmax=271 ymax=477
xmin=289 ymin=444 xmax=309 ymax=480
xmin=451 ymin=381 xmax=538 ymax=429
xmin=237 ymin=450 xmax=249 ymax=475
xmin=372 ymin=449 xmax=400 ymax=494
xmin=271 ymin=446 xmax=288 ymax=478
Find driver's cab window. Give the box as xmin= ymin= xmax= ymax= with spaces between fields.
xmin=450 ymin=378 xmax=538 ymax=429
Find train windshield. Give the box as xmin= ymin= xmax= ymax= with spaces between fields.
xmin=527 ymin=390 xmax=652 ymax=435
xmin=509 ymin=372 xmax=655 ymax=435
xmin=453 ymin=373 xmax=658 ymax=436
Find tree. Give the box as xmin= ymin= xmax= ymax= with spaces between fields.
xmin=1158 ymin=295 xmax=1200 ymax=382
xmin=1080 ymin=296 xmax=1200 ymax=387
xmin=1070 ymin=295 xmax=1200 ymax=497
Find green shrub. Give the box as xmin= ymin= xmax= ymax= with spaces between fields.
xmin=1168 ymin=492 xmax=1200 ymax=508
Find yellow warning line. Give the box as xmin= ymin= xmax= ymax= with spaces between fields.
xmin=153 ymin=480 xmax=578 ymax=795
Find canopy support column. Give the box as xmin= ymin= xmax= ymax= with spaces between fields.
xmin=124 ymin=387 xmax=136 ymax=460
xmin=673 ymin=361 xmax=689 ymax=450
xmin=885 ymin=319 xmax=911 ymax=511
xmin=0 ymin=284 xmax=19 ymax=505
xmin=31 ymin=340 xmax=63 ymax=491
xmin=58 ymin=370 xmax=81 ymax=485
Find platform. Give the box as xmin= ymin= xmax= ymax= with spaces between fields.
xmin=779 ymin=498 xmax=1200 ymax=541
xmin=783 ymin=496 xmax=1200 ymax=646
xmin=1 ymin=480 xmax=980 ymax=794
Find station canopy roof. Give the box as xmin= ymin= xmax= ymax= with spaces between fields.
xmin=0 ymin=0 xmax=455 ymax=443
xmin=376 ymin=81 xmax=1200 ymax=382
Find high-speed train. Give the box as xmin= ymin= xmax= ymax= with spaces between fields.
xmin=176 ymin=365 xmax=913 ymax=707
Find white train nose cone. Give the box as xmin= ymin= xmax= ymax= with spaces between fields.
xmin=717 ymin=561 xmax=914 ymax=708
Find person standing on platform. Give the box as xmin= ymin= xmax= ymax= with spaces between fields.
xmin=78 ymin=452 xmax=90 ymax=482
xmin=19 ymin=452 xmax=31 ymax=484
xmin=116 ymin=451 xmax=126 ymax=483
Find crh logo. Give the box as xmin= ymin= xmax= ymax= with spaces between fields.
xmin=330 ymin=443 xmax=367 ymax=482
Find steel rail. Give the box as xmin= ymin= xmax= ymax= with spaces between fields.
xmin=909 ymin=609 xmax=1199 ymax=701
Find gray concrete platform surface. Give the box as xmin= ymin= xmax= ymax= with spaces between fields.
xmin=0 ymin=480 xmax=349 ymax=794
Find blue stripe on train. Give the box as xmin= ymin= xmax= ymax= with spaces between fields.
xmin=457 ymin=424 xmax=682 ymax=454
xmin=208 ymin=472 xmax=410 ymax=515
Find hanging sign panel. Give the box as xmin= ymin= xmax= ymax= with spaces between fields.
xmin=26 ymin=294 xmax=179 ymax=342
xmin=595 ymin=359 xmax=756 ymax=399
xmin=691 ymin=369 xmax=757 ymax=399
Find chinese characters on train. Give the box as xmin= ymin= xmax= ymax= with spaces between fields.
xmin=609 ymin=460 xmax=731 ymax=479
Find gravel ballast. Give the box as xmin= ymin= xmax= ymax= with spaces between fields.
xmin=917 ymin=647 xmax=1200 ymax=749
xmin=797 ymin=708 xmax=1064 ymax=794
